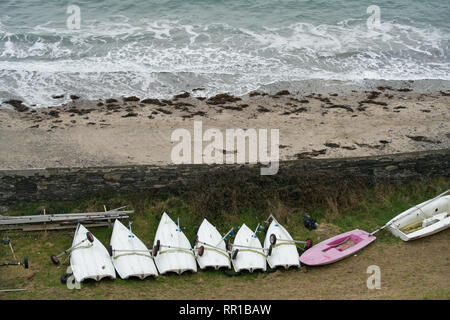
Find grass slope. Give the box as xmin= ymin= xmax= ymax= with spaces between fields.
xmin=0 ymin=178 xmax=449 ymax=299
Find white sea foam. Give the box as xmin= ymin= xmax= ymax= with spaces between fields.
xmin=0 ymin=16 xmax=449 ymax=107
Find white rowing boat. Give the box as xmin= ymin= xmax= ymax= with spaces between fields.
xmin=109 ymin=219 xmax=158 ymax=279
xmin=193 ymin=218 xmax=231 ymax=270
xmin=231 ymin=224 xmax=266 ymax=273
xmin=387 ymin=190 xmax=450 ymax=241
xmin=264 ymin=218 xmax=300 ymax=269
xmin=70 ymin=224 xmax=116 ymax=282
xmin=152 ymin=212 xmax=197 ymax=275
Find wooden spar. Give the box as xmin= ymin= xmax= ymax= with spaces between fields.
xmin=0 ymin=210 xmax=134 ymax=226
xmin=0 ymin=209 xmax=133 ymax=219
xmin=0 ymin=289 xmax=26 ymax=293
xmin=0 ymin=219 xmax=128 ymax=231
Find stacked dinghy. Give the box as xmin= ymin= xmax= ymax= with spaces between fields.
xmin=70 ymin=224 xmax=116 ymax=282
xmin=109 ymin=219 xmax=158 ymax=279
xmin=193 ymin=219 xmax=231 ymax=270
xmin=231 ymin=224 xmax=266 ymax=273
xmin=264 ymin=218 xmax=300 ymax=269
xmin=152 ymin=212 xmax=197 ymax=275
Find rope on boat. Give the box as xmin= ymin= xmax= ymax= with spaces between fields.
xmin=272 ymin=241 xmax=296 ymax=248
xmin=113 ymin=252 xmax=153 ymax=260
xmin=236 ymin=248 xmax=267 ymax=257
xmin=62 ymin=243 xmax=93 ymax=264
xmin=202 ymin=246 xmax=231 ymax=261
xmin=270 ymin=241 xmax=309 ymax=253
xmin=70 ymin=244 xmax=93 ymax=252
xmin=159 ymin=248 xmax=196 ymax=258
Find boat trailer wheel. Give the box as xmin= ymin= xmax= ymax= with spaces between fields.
xmin=86 ymin=232 xmax=94 ymax=243
xmin=225 ymin=238 xmax=232 ymax=251
xmin=61 ymin=273 xmax=69 ymax=284
xmin=60 ymin=273 xmax=73 ymax=285
xmin=23 ymin=256 xmax=29 ymax=269
xmin=152 ymin=240 xmax=161 ymax=257
xmin=223 ymin=270 xmax=242 ymax=277
xmin=192 ymin=235 xmax=199 ymax=247
xmin=50 ymin=254 xmax=60 ymax=265
xmin=2 ymin=236 xmax=10 ymax=245
xmin=269 ymin=234 xmax=277 ymax=245
xmin=268 ymin=245 xmax=273 ymax=256
xmin=266 ymin=266 xmax=277 ymax=273
xmin=198 ymin=246 xmax=205 ymax=256
xmin=232 ymin=249 xmax=239 ymax=260
xmin=304 ymin=238 xmax=313 ymax=250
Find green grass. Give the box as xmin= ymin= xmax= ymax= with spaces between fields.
xmin=1 ymin=177 xmax=449 ymax=299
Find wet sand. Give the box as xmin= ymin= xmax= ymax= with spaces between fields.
xmin=0 ymin=86 xmax=449 ymax=170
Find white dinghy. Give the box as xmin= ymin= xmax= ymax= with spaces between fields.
xmin=193 ymin=219 xmax=232 ymax=270
xmin=109 ymin=219 xmax=158 ymax=279
xmin=70 ymin=224 xmax=116 ymax=282
xmin=231 ymin=224 xmax=266 ymax=273
xmin=386 ymin=190 xmax=450 ymax=241
xmin=264 ymin=216 xmax=300 ymax=269
xmin=152 ymin=212 xmax=197 ymax=275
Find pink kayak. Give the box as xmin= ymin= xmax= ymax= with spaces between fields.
xmin=299 ymin=229 xmax=376 ymax=266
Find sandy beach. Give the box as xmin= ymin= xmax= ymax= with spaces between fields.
xmin=1 ymin=84 xmax=449 ymax=170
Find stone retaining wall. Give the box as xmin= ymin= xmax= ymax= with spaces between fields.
xmin=0 ymin=149 xmax=449 ymax=204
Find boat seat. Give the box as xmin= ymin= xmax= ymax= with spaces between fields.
xmin=422 ymin=212 xmax=449 ymax=228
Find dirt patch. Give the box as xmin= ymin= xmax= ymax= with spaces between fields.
xmin=1 ymin=230 xmax=448 ymax=300
xmin=314 ymin=223 xmax=341 ymax=241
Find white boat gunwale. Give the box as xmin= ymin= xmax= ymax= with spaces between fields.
xmin=385 ymin=190 xmax=450 ymax=241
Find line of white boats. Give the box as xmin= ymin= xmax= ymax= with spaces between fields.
xmin=49 ymin=189 xmax=449 ymax=283
xmin=51 ymin=212 xmax=312 ymax=283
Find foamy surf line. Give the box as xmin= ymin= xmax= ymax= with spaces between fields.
xmin=1 ymin=12 xmax=449 ymax=107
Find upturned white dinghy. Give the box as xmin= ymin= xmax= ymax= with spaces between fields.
xmin=152 ymin=212 xmax=197 ymax=275
xmin=109 ymin=219 xmax=158 ymax=279
xmin=231 ymin=224 xmax=266 ymax=273
xmin=193 ymin=219 xmax=232 ymax=270
xmin=385 ymin=190 xmax=450 ymax=241
xmin=70 ymin=224 xmax=116 ymax=282
xmin=264 ymin=217 xmax=300 ymax=269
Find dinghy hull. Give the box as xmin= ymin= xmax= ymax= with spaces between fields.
xmin=299 ymin=229 xmax=375 ymax=266
xmin=70 ymin=224 xmax=116 ymax=282
xmin=231 ymin=224 xmax=266 ymax=272
xmin=153 ymin=212 xmax=197 ymax=275
xmin=194 ymin=219 xmax=231 ymax=270
xmin=110 ymin=219 xmax=158 ymax=279
xmin=264 ymin=219 xmax=300 ymax=269
xmin=387 ymin=195 xmax=450 ymax=241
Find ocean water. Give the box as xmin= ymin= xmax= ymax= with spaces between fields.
xmin=0 ymin=0 xmax=449 ymax=106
